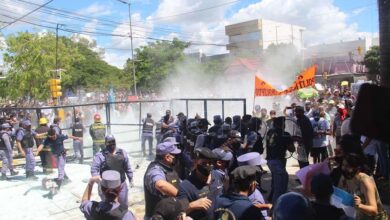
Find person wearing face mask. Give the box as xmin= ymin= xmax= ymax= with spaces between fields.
xmin=214 ymin=165 xmax=265 ymax=220
xmin=161 ymin=110 xmax=174 ymax=135
xmin=36 ymin=128 xmax=81 ymax=187
xmin=90 ymin=135 xmax=133 ymax=208
xmin=209 ymin=148 xmax=233 ymax=200
xmin=338 ymin=153 xmax=388 ymax=220
xmin=177 ymin=147 xmax=217 ymax=220
xmin=143 ymin=141 xmax=182 ymax=219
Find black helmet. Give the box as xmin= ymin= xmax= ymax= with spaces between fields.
xmin=273 ymin=192 xmax=312 ymax=220
xmin=105 ymin=135 xmax=116 ymax=146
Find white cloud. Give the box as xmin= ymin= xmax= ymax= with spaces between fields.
xmin=77 ymin=2 xmax=112 ymax=17
xmin=110 ymin=13 xmax=153 ymax=51
xmin=228 ymin=0 xmax=375 ymax=45
xmin=103 ymin=51 xmax=128 ymax=69
xmin=352 ymin=7 xmax=366 ymax=16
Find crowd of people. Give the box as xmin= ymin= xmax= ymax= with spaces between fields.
xmin=0 ymin=84 xmax=389 ymax=220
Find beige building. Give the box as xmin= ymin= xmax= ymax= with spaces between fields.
xmin=225 ymin=19 xmax=305 ymax=55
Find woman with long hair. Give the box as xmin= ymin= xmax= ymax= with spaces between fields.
xmin=338 ymin=153 xmax=388 ymax=220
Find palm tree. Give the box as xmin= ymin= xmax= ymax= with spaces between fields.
xmin=378 ymin=0 xmax=390 ymax=88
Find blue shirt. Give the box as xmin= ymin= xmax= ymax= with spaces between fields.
xmin=80 ymin=201 xmax=136 ymax=220
xmin=214 ymin=193 xmax=265 ymax=220
xmin=310 ymin=118 xmax=330 ymax=148
xmin=43 ymin=134 xmax=68 ymax=155
xmin=144 ymin=162 xmax=171 ymax=197
xmin=248 ymin=189 xmax=268 ymax=218
xmin=91 ymin=148 xmax=133 ymax=184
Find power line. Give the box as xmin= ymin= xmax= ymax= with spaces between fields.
xmin=0 ymin=0 xmax=53 ymax=31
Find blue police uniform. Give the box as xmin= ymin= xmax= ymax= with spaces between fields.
xmin=91 ymin=148 xmax=133 ymax=208
xmin=177 ymin=173 xmax=211 ymax=220
xmin=16 ymin=126 xmax=37 ymax=176
xmin=215 ymin=193 xmax=265 ymax=220
xmin=43 ymin=134 xmax=68 ymax=182
xmin=0 ymin=129 xmax=12 ymax=179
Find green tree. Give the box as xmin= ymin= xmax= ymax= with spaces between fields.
xmin=125 ymin=38 xmax=190 ymax=92
xmin=66 ymin=38 xmax=125 ymax=91
xmin=2 ymin=32 xmax=81 ymax=100
xmin=363 ymin=46 xmax=380 ymax=81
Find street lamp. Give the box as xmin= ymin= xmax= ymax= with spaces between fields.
xmin=117 ymin=0 xmax=137 ymax=96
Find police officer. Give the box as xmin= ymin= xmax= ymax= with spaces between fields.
xmin=1 ymin=123 xmax=18 ymax=177
xmin=208 ymin=115 xmax=223 ymax=149
xmin=265 ymin=117 xmax=294 ymax=204
xmin=272 ymin=192 xmax=313 ymax=220
xmin=51 ymin=116 xmax=62 ymax=135
xmin=0 ymin=123 xmax=14 ymax=180
xmin=143 ymin=141 xmax=181 ymax=219
xmin=89 ymin=114 xmax=106 ymax=156
xmin=80 ymin=170 xmax=136 ymax=220
xmin=35 ymin=117 xmax=51 ymax=174
xmin=36 ymin=128 xmax=81 ymax=187
xmin=155 ymin=120 xmax=162 ymax=144
xmin=176 ymin=147 xmax=217 ymax=220
xmin=161 ymin=110 xmax=174 ymax=135
xmin=237 ymin=152 xmax=272 ymax=219
xmin=72 ymin=117 xmax=84 ymax=164
xmin=16 ymin=120 xmax=40 ymax=180
xmin=91 ymin=135 xmax=133 ymax=208
xmin=142 ymin=113 xmax=155 ymax=156
xmin=214 ymin=165 xmax=265 ymax=220
xmin=210 ymin=148 xmax=233 ymax=199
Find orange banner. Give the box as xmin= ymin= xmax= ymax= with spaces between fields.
xmin=254 ymin=65 xmax=316 ymax=96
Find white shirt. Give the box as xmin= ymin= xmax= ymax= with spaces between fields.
xmin=341 ymin=117 xmax=352 ymax=136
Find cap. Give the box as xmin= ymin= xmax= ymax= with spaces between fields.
xmin=156 ymin=142 xmax=181 ymax=155
xmin=105 ymin=135 xmax=116 ymax=145
xmin=229 ymin=130 xmax=241 ymax=139
xmin=231 ymin=165 xmax=260 ymax=181
xmin=337 ymin=103 xmax=345 ymax=109
xmin=237 ymin=152 xmax=267 ymax=166
xmin=328 ymin=100 xmax=335 ymax=105
xmin=212 ymin=148 xmax=233 ymax=161
xmin=152 ymin=197 xmax=189 ymax=220
xmin=194 ymin=147 xmax=217 ymax=160
xmin=163 ymin=137 xmax=179 ymax=145
xmin=176 ymin=112 xmax=184 ymax=117
xmin=166 ymin=110 xmax=171 ymax=114
xmin=39 ymin=117 xmax=48 ymax=125
xmin=23 ymin=120 xmax=32 ymax=126
xmin=94 ymin=114 xmax=101 ymax=121
xmin=101 ymin=170 xmax=121 ymax=189
xmin=1 ymin=123 xmax=11 ymax=129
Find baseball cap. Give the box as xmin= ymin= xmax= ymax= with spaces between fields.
xmin=212 ymin=148 xmax=233 ymax=161
xmin=337 ymin=103 xmax=345 ymax=109
xmin=176 ymin=112 xmax=184 ymax=117
xmin=152 ymin=197 xmax=189 ymax=220
xmin=237 ymin=152 xmax=267 ymax=166
xmin=1 ymin=123 xmax=11 ymax=129
xmin=156 ymin=142 xmax=181 ymax=155
xmin=101 ymin=170 xmax=121 ymax=189
xmin=328 ymin=100 xmax=335 ymax=105
xmin=23 ymin=120 xmax=32 ymax=126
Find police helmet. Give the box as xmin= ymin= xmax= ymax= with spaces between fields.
xmin=39 ymin=117 xmax=48 ymax=125
xmin=94 ymin=114 xmax=101 ymax=122
xmin=273 ymin=192 xmax=312 ymax=220
xmin=105 ymin=135 xmax=116 ymax=146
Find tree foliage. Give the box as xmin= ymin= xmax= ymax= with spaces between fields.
xmin=2 ymin=32 xmax=81 ymax=100
xmin=124 ymin=38 xmax=190 ymax=92
xmin=363 ymin=45 xmax=380 ymax=75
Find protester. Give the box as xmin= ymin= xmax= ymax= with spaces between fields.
xmin=338 ymin=153 xmax=388 ymax=220
xmin=80 ymin=170 xmax=137 ymax=220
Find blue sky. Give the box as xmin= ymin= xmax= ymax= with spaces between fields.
xmin=0 ymin=0 xmax=379 ymax=67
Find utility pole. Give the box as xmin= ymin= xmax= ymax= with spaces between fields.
xmin=275 ymin=26 xmax=279 ymax=44
xmin=378 ymin=0 xmax=390 ymax=88
xmin=117 ymin=0 xmax=137 ymax=96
